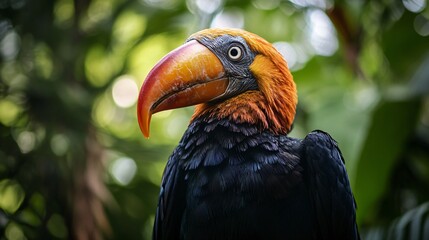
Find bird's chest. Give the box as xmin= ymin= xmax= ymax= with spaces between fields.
xmin=178 ymin=133 xmax=315 ymax=240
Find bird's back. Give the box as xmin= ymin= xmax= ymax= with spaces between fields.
xmin=153 ymin=117 xmax=359 ymax=240
xmin=176 ymin=118 xmax=319 ymax=240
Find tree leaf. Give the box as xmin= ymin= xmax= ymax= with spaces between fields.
xmin=363 ymin=202 xmax=429 ymax=240
xmin=354 ymin=97 xmax=422 ymax=224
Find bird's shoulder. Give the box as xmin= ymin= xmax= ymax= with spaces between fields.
xmin=300 ymin=130 xmax=359 ymax=240
xmin=300 ymin=130 xmax=352 ymax=195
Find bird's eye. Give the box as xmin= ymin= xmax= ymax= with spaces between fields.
xmin=227 ymin=46 xmax=243 ymax=61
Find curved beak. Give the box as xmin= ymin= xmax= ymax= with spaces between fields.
xmin=137 ymin=40 xmax=228 ymax=138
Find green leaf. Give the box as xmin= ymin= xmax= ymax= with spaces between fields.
xmin=363 ymin=201 xmax=429 ymax=240
xmin=354 ymin=98 xmax=422 ymax=224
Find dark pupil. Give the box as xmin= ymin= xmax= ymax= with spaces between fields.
xmin=230 ymin=48 xmax=238 ymax=57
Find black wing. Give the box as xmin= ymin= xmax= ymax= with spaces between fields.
xmin=153 ymin=149 xmax=186 ymax=240
xmin=302 ymin=130 xmax=360 ymax=240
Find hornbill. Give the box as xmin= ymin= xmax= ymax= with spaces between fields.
xmin=137 ymin=28 xmax=359 ymax=240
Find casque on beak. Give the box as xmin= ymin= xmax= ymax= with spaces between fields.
xmin=137 ymin=40 xmax=228 ymax=138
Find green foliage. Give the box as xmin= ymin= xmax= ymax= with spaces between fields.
xmin=364 ymin=202 xmax=429 ymax=240
xmin=0 ymin=0 xmax=428 ymax=239
xmin=354 ymin=98 xmax=421 ymax=223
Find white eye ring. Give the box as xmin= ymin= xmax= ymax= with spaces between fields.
xmin=228 ymin=46 xmax=242 ymax=61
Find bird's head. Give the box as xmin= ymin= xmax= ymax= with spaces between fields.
xmin=137 ymin=28 xmax=297 ymax=138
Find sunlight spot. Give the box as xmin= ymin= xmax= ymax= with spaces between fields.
xmin=0 ymin=30 xmax=20 ymax=61
xmin=17 ymin=131 xmax=36 ymax=154
xmin=54 ymin=0 xmax=74 ymax=28
xmin=0 ymin=99 xmax=21 ymax=126
xmin=112 ymin=11 xmax=146 ymax=46
xmin=289 ymin=0 xmax=332 ymax=9
xmin=50 ymin=134 xmax=70 ymax=156
xmin=403 ymin=0 xmax=426 ymax=13
xmin=274 ymin=42 xmax=310 ymax=71
xmin=81 ymin=0 xmax=113 ymax=32
xmin=112 ymin=75 xmax=139 ymax=108
xmin=306 ymin=9 xmax=338 ymax=56
xmin=273 ymin=42 xmax=297 ymax=69
xmin=211 ymin=9 xmax=244 ymax=29
xmin=414 ymin=14 xmax=429 ymax=36
xmin=0 ymin=179 xmax=25 ymax=214
xmin=128 ymin=34 xmax=174 ymax=82
xmin=353 ymin=86 xmax=379 ymax=110
xmin=187 ymin=0 xmax=223 ymax=14
xmin=85 ymin=45 xmax=119 ymax=87
xmin=110 ymin=157 xmax=137 ymax=185
xmin=196 ymin=0 xmax=222 ymax=14
xmin=5 ymin=222 xmax=26 ymax=240
xmin=34 ymin=44 xmax=53 ymax=79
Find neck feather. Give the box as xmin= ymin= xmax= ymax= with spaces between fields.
xmin=191 ymin=90 xmax=295 ymax=135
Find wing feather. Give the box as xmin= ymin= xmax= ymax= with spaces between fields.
xmin=303 ymin=130 xmax=360 ymax=240
xmin=153 ymin=151 xmax=186 ymax=240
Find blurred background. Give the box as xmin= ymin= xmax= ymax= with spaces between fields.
xmin=0 ymin=0 xmax=428 ymax=239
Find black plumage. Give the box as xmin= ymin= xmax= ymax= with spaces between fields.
xmin=136 ymin=28 xmax=360 ymax=240
xmin=153 ymin=116 xmax=360 ymax=240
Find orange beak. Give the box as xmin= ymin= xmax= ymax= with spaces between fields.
xmin=137 ymin=40 xmax=228 ymax=138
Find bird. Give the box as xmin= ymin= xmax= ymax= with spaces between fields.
xmin=137 ymin=28 xmax=360 ymax=240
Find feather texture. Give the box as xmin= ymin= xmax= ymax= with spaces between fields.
xmin=153 ymin=117 xmax=359 ymax=240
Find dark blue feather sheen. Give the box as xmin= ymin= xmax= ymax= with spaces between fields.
xmin=153 ymin=118 xmax=359 ymax=240
xmin=302 ymin=130 xmax=360 ymax=240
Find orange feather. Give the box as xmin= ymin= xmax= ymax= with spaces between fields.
xmin=191 ymin=28 xmax=297 ymax=135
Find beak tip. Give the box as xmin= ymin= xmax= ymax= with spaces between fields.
xmin=143 ymin=130 xmax=150 ymax=139
xmin=138 ymin=121 xmax=151 ymax=139
xmin=137 ymin=100 xmax=152 ymax=139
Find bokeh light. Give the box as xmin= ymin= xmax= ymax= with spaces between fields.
xmin=16 ymin=131 xmax=36 ymax=154
xmin=0 ymin=179 xmax=25 ymax=214
xmin=211 ymin=9 xmax=245 ymax=28
xmin=50 ymin=134 xmax=70 ymax=156
xmin=110 ymin=157 xmax=138 ymax=185
xmin=306 ymin=9 xmax=338 ymax=56
xmin=273 ymin=41 xmax=310 ymax=71
xmin=0 ymin=99 xmax=21 ymax=126
xmin=403 ymin=0 xmax=427 ymax=13
xmin=112 ymin=11 xmax=146 ymax=47
xmin=112 ymin=75 xmax=139 ymax=108
xmin=414 ymin=14 xmax=429 ymax=36
xmin=289 ymin=0 xmax=332 ymax=9
xmin=5 ymin=222 xmax=26 ymax=240
xmin=187 ymin=0 xmax=223 ymax=14
xmin=54 ymin=0 xmax=74 ymax=28
xmin=196 ymin=0 xmax=222 ymax=14
xmin=0 ymin=29 xmax=20 ymax=61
